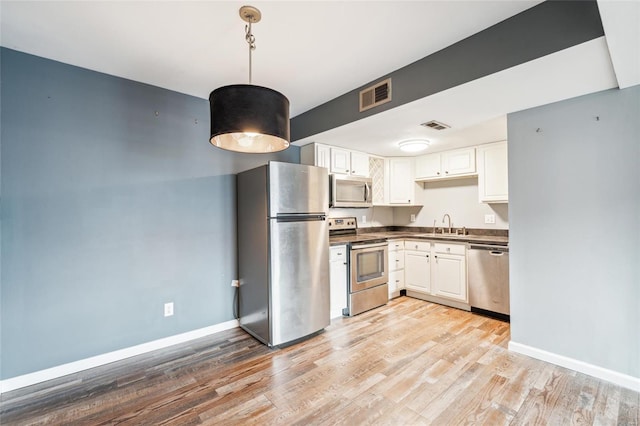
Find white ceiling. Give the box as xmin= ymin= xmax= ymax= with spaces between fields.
xmin=1 ymin=1 xmax=637 ymax=157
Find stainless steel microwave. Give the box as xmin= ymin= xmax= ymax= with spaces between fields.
xmin=330 ymin=175 xmax=373 ymax=208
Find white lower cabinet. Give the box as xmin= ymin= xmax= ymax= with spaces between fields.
xmin=432 ymin=243 xmax=467 ymax=302
xmin=404 ymin=241 xmax=431 ymax=293
xmin=329 ymin=245 xmax=348 ymax=318
xmin=387 ymin=240 xmax=405 ymax=299
xmin=402 ymin=240 xmax=468 ymax=306
xmin=388 ymin=270 xmax=405 ymax=297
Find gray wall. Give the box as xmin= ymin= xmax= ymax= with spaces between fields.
xmin=508 ymin=86 xmax=639 ymax=378
xmin=291 ymin=0 xmax=604 ymax=141
xmin=0 ymin=48 xmax=299 ymax=379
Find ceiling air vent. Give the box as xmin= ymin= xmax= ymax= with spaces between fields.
xmin=359 ymin=78 xmax=392 ymax=112
xmin=421 ymin=120 xmax=451 ymax=131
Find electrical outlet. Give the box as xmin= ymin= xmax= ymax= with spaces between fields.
xmin=410 ymin=214 xmax=416 ymax=222
xmin=484 ymin=214 xmax=496 ymax=224
xmin=361 ymin=215 xmax=367 ymax=224
xmin=231 ymin=279 xmax=239 ymax=287
xmin=164 ymin=302 xmax=174 ymax=317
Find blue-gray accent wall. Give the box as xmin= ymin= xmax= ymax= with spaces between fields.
xmin=508 ymin=85 xmax=640 ymax=378
xmin=0 ymin=48 xmax=299 ymax=379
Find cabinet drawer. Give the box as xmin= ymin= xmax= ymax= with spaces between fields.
xmin=434 ymin=243 xmax=466 ymax=256
xmin=389 ymin=250 xmax=405 ymax=270
xmin=388 ymin=240 xmax=404 ymax=251
xmin=404 ymin=241 xmax=430 ymax=252
xmin=330 ymin=245 xmax=348 ymax=262
xmin=389 ymin=270 xmax=405 ymax=291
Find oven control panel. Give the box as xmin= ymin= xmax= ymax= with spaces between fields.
xmin=327 ymin=217 xmax=357 ymax=231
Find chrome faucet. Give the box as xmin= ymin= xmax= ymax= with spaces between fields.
xmin=442 ymin=213 xmax=452 ymax=234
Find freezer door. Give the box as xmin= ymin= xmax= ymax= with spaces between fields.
xmin=269 ymin=162 xmax=329 ymax=216
xmin=269 ymin=216 xmax=330 ymax=346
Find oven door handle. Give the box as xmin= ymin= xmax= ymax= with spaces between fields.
xmin=351 ymin=242 xmax=387 ymax=250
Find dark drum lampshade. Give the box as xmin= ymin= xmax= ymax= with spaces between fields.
xmin=209 ymin=84 xmax=290 ymax=153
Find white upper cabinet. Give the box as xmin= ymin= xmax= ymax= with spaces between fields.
xmin=350 ymin=151 xmax=370 ymax=177
xmin=388 ymin=158 xmax=415 ymax=204
xmin=415 ymin=147 xmax=476 ymax=181
xmin=315 ymin=144 xmax=331 ymax=170
xmin=329 ymin=148 xmax=370 ymax=177
xmin=330 ymin=148 xmax=351 ymax=174
xmin=415 ymin=153 xmax=441 ymax=179
xmin=300 ymin=143 xmax=330 ymax=170
xmin=477 ymin=141 xmax=508 ymax=203
xmin=443 ymin=148 xmax=476 ymax=176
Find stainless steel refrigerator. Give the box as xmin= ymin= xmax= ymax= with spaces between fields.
xmin=236 ymin=161 xmax=330 ymax=347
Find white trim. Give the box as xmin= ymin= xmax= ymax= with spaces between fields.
xmin=509 ymin=341 xmax=640 ymax=392
xmin=0 ymin=319 xmax=239 ymax=394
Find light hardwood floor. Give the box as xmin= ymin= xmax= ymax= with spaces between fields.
xmin=1 ymin=297 xmax=638 ymax=425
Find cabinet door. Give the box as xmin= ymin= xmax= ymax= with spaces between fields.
xmin=432 ymin=253 xmax=467 ymax=302
xmin=442 ymin=148 xmax=476 ymax=176
xmin=330 ymin=148 xmax=351 ymax=174
xmin=388 ymin=270 xmax=405 ymax=299
xmin=389 ymin=249 xmax=405 ymax=271
xmin=316 ymin=144 xmax=331 ymax=170
xmin=388 ymin=158 xmax=414 ymax=204
xmin=405 ymin=250 xmax=430 ymax=293
xmin=350 ymin=151 xmax=370 ymax=177
xmin=478 ymin=141 xmax=508 ymax=203
xmin=415 ymin=153 xmax=441 ymax=179
xmin=329 ymin=246 xmax=348 ymax=318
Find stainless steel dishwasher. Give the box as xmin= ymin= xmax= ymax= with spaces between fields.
xmin=468 ymin=244 xmax=510 ymax=321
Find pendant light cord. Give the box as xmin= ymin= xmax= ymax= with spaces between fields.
xmin=245 ymin=22 xmax=256 ymax=84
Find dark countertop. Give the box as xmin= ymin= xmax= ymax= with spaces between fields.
xmin=328 ymin=234 xmax=389 ymax=246
xmin=330 ymin=231 xmax=508 ymax=247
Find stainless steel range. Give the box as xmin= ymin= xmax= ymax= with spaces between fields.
xmin=328 ymin=217 xmax=388 ymax=316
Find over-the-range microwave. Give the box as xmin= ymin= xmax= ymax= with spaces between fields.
xmin=330 ymin=175 xmax=373 ymax=208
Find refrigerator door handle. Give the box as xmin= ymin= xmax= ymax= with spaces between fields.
xmin=275 ymin=214 xmax=326 ymax=223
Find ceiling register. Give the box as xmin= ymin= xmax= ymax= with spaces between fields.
xmin=209 ymin=5 xmax=290 ymax=153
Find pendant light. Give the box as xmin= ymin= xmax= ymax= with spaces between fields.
xmin=209 ymin=5 xmax=290 ymax=153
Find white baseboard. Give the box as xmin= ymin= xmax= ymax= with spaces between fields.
xmin=0 ymin=319 xmax=239 ymax=394
xmin=509 ymin=341 xmax=640 ymax=392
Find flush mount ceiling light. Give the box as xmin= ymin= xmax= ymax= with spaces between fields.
xmin=209 ymin=5 xmax=290 ymax=154
xmin=398 ymin=139 xmax=430 ymax=153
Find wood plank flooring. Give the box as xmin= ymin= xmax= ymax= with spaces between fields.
xmin=1 ymin=297 xmax=638 ymax=425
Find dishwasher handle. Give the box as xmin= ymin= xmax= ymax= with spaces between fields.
xmin=469 ymin=244 xmax=509 ymax=253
